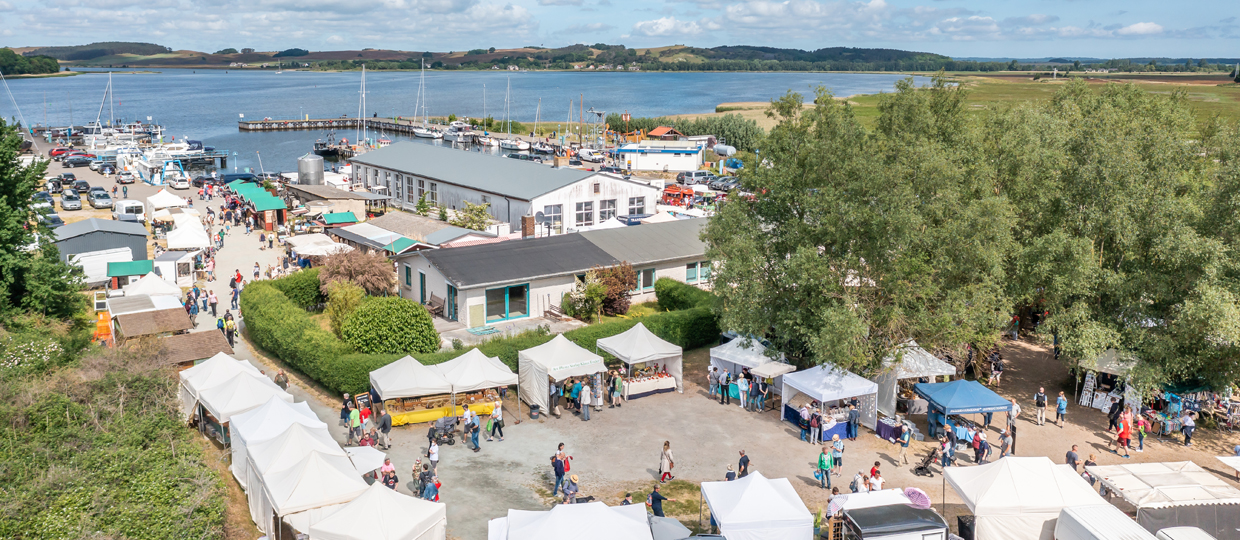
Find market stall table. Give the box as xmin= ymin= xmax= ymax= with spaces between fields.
xmin=623 ymin=375 xmax=677 ymax=399
xmin=596 ymin=323 xmax=684 ymax=398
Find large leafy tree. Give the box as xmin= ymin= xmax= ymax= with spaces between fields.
xmin=989 ymin=80 xmax=1240 ymax=390
xmin=704 ymin=77 xmax=1013 ymax=373
xmin=0 ymin=118 xmax=83 ymax=320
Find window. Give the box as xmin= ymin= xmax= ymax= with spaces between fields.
xmin=428 ymin=182 xmax=438 ymax=204
xmin=485 ymin=284 xmax=529 ymax=322
xmin=686 ymin=262 xmax=699 ymax=283
xmin=405 ymin=176 xmax=416 ymax=204
xmin=701 ymin=260 xmax=712 ymax=281
xmin=418 ymin=179 xmax=426 ymax=199
xmin=404 ymin=264 xmax=412 ymax=286
xmin=575 ymin=201 xmax=593 ymax=227
xmin=543 ymin=205 xmax=562 ymax=226
xmin=635 ymin=268 xmax=655 ymax=291
xmin=599 ymin=199 xmax=617 ymax=221
xmin=628 ymin=196 xmax=646 ymax=215
xmin=593 ymin=182 xmax=600 ymax=194
xmin=482 ymin=195 xmax=490 ymax=205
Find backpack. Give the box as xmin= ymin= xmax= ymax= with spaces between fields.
xmin=1035 ymin=393 xmax=1047 ymax=407
xmin=229 ymin=277 xmax=237 ymax=289
xmin=810 ymin=415 xmax=820 ymax=428
xmin=849 ymin=477 xmax=858 ymax=492
xmin=217 ymin=318 xmax=225 ymax=330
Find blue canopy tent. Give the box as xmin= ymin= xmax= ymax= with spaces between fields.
xmin=914 ymin=380 xmax=1012 ymax=438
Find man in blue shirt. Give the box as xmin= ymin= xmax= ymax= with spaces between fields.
xmin=648 ymin=485 xmax=674 ymax=517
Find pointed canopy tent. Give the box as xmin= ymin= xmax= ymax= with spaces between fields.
xmin=429 ymin=348 xmax=518 ymax=393
xmin=641 ymin=211 xmax=681 ymax=224
xmin=497 ymin=502 xmax=652 ymax=540
xmin=517 ymin=334 xmax=607 ymax=414
xmin=343 ymin=446 xmax=387 ymax=476
xmin=309 ymin=482 xmax=447 ymax=540
xmin=596 ymin=323 xmax=684 ymax=391
xmin=780 ymin=365 xmax=879 ymax=430
xmin=244 ymin=423 xmax=346 ymax=505
xmin=147 ymin=189 xmax=189 ymax=210
xmin=913 ymin=379 xmax=1012 ymax=415
xmin=122 ymin=272 xmax=183 ymax=297
xmin=581 ymin=217 xmax=627 ymax=231
xmin=874 ymin=341 xmax=957 ymax=417
xmin=945 ymin=457 xmax=1107 ymax=540
xmin=257 ymin=451 xmax=368 ymax=532
xmin=699 ymin=472 xmax=814 ymax=540
xmin=198 ymin=372 xmax=294 ymax=423
xmin=1055 ymin=505 xmax=1158 ymax=540
xmin=230 ymin=397 xmax=326 ymax=488
xmin=178 ymin=353 xmax=264 ymax=417
xmin=369 ymin=355 xmax=453 ymax=401
xmin=1085 ymin=461 xmax=1240 ymax=540
xmin=167 ymin=222 xmax=211 ymax=250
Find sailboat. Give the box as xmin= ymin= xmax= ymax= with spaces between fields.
xmin=498 ymin=78 xmax=530 ymax=151
xmin=275 ymin=62 xmax=283 ymax=74
xmin=531 ymin=98 xmax=552 ymax=153
xmin=411 ymin=60 xmax=441 ymax=139
xmin=356 ymin=65 xmax=368 ymax=150
xmin=474 ymin=84 xmax=498 ymax=147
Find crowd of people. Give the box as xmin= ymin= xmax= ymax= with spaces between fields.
xmin=706 ymin=365 xmax=770 ymax=411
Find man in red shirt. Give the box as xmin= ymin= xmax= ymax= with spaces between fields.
xmin=870 ymin=461 xmax=881 ymax=478
xmin=1114 ymin=415 xmax=1132 ymax=458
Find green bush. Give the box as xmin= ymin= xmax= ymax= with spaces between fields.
xmin=341 ymin=297 xmax=440 ymax=355
xmin=325 ymin=281 xmax=364 ymax=339
xmin=270 ymin=268 xmax=326 ymax=310
xmin=645 ymin=306 xmax=720 ymax=349
xmin=240 ymin=282 xmax=352 ymax=386
xmin=654 ymin=278 xmax=716 ymax=311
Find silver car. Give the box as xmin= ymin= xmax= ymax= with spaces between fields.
xmin=89 ymin=191 xmax=114 ymax=209
xmin=59 ymin=190 xmax=82 ymax=211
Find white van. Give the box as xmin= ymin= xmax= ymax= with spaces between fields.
xmin=112 ymin=200 xmax=146 ymax=224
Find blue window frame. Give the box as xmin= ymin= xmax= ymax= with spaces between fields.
xmin=701 ymin=260 xmax=712 ymax=281
xmin=686 ymin=263 xmax=699 ymax=283
xmin=405 ymin=265 xmax=412 ymax=286
xmin=638 ymin=269 xmax=655 ymax=291
xmin=485 ymin=284 xmax=529 ymax=322
xmin=419 ymin=272 xmax=426 ymax=304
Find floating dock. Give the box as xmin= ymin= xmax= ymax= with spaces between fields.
xmin=239 ymin=117 xmax=422 ymax=135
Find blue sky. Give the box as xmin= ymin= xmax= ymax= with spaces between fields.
xmin=3 ymin=0 xmax=1236 ymax=58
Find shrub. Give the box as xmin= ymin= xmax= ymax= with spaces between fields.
xmin=645 ymin=306 xmax=720 ymax=349
xmin=240 ymin=282 xmax=352 ymax=384
xmin=342 ymin=297 xmax=440 ymax=355
xmin=325 ymin=281 xmax=364 ymax=339
xmin=319 ymin=251 xmax=396 ymax=296
xmin=596 ymin=263 xmax=637 ymax=316
xmin=270 ymin=268 xmax=326 ymax=310
xmin=654 ymin=278 xmax=715 ymax=311
xmin=562 ymin=271 xmax=606 ymax=321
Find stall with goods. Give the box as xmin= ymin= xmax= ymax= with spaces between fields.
xmin=710 ymin=338 xmax=793 ymax=401
xmin=596 ymin=322 xmax=683 ymax=399
xmin=912 ymin=379 xmax=1011 ymax=439
xmin=1085 ymin=461 xmax=1240 ymax=540
xmin=780 ymin=365 xmax=879 ymax=440
xmin=518 ymin=334 xmax=606 ymax=417
xmin=873 ymin=340 xmax=956 ymax=418
xmin=945 ymin=457 xmax=1106 ymax=540
xmin=370 ymin=355 xmax=498 ymax=426
xmin=197 ymin=372 xmax=294 ymax=444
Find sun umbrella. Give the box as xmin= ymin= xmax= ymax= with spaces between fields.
xmin=827 ymin=493 xmax=849 ymax=516
xmin=904 ymin=487 xmax=932 ymax=509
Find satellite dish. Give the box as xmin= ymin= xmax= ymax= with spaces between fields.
xmin=534 ymin=211 xmax=546 ymax=224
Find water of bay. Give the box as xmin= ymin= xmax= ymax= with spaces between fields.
xmin=4 ymin=69 xmax=927 ymax=172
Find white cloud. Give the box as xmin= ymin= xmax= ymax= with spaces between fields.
xmin=631 ymin=16 xmax=702 ymax=37
xmin=538 ymin=0 xmax=582 ymax=5
xmin=556 ymin=22 xmax=615 ymax=34
xmin=326 ymin=35 xmax=345 ymax=43
xmin=1116 ymin=22 xmax=1163 ymax=35
xmin=1002 ymin=14 xmax=1059 ymax=26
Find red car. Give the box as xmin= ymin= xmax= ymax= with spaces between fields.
xmin=48 ymin=147 xmax=73 ymax=158
xmin=60 ymin=152 xmax=96 ymax=161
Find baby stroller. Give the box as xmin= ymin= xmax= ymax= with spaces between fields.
xmin=427 ymin=416 xmax=458 ymax=446
xmin=913 ymin=448 xmax=939 ymax=477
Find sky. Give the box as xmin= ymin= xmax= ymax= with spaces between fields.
xmin=2 ymin=0 xmax=1237 ymax=58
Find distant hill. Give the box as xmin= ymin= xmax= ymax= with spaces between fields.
xmin=23 ymin=42 xmax=172 ymax=61
xmin=700 ymin=46 xmax=947 ymax=63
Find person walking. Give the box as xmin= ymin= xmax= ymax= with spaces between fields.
xmin=648 ymin=485 xmax=673 ymax=517
xmin=223 ymin=317 xmax=236 ymax=348
xmin=831 ymin=435 xmax=844 ymax=477
xmin=1034 ymin=387 xmax=1048 ymax=425
xmin=1181 ymin=411 xmax=1196 ymax=446
xmin=121 ymin=185 xmax=127 ymax=198
xmin=809 ymin=408 xmax=822 ymax=445
xmin=346 ymin=403 xmax=361 ymax=445
xmin=896 ymin=425 xmax=911 ymax=465
xmin=230 ymin=287 xmax=240 ymax=310
xmin=253 ymin=262 xmax=260 ymax=281
xmin=1136 ymin=415 xmax=1147 ymax=452
xmin=846 ymin=404 xmax=860 ymax=441
xmin=469 ymin=420 xmax=481 ymax=453
xmin=551 ymin=453 xmax=566 ymax=498
xmin=488 ymin=404 xmax=504 ymax=441
xmin=719 ymin=369 xmax=732 ymax=405
xmin=208 ymin=290 xmax=218 ymax=317
xmin=756 ymin=378 xmax=768 ymax=411
xmin=1066 ymin=444 xmax=1081 ymax=471
xmin=737 ymin=375 xmax=748 ymax=410
xmin=659 ymin=441 xmax=675 ymax=483
xmin=737 ymin=450 xmax=750 ymax=478
xmin=1106 ymin=398 xmax=1123 ymax=431
xmin=708 ymin=367 xmax=719 ymax=399
xmin=378 ymin=407 xmax=392 ymax=449
xmin=817 ymin=447 xmax=832 ymax=489
xmin=1056 ymin=391 xmax=1068 ymax=428
xmin=580 ymin=381 xmax=592 ymax=421
xmin=427 ymin=439 xmax=439 ymax=472
xmin=1113 ymin=414 xmax=1131 ymax=458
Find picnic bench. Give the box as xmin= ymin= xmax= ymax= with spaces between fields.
xmin=425 ymin=293 xmax=445 ymax=317
xmin=545 ymin=304 xmax=565 ymax=321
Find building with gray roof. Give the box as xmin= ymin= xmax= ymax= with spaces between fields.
xmin=392 ymin=219 xmax=711 ymax=328
xmin=350 ymin=142 xmax=660 ymax=232
xmin=53 ymin=217 xmax=148 ymax=263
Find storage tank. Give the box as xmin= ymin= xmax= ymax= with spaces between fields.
xmin=297 ymin=153 xmax=324 ymax=185
xmin=712 ymin=144 xmax=737 ymax=157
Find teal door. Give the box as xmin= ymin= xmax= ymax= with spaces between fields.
xmin=419 ymin=273 xmax=426 ymax=304
xmin=446 ymin=284 xmax=458 ymax=321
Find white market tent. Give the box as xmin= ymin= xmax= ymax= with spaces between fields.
xmin=1219 ymin=456 xmax=1240 ymax=476
xmin=122 ymin=272 xmax=183 ymax=297
xmin=287 ymin=233 xmax=354 ymax=257
xmin=490 ymin=502 xmax=652 ymax=540
xmin=873 ymin=340 xmax=957 ymax=417
xmin=640 ymin=211 xmax=681 ymax=224
xmin=832 ymin=489 xmax=913 ymax=512
xmin=309 ymin=482 xmax=447 ymax=540
xmin=343 ymin=446 xmax=387 ymax=476
xmin=178 ymin=353 xmax=265 ymax=418
xmin=945 ymin=456 xmax=1107 ymax=540
xmin=167 ymin=219 xmax=211 ymax=250
xmin=369 ymin=355 xmax=453 ymax=401
xmin=245 ymin=423 xmax=345 ymax=487
xmin=1055 ymin=505 xmax=1157 ymax=540
xmin=1086 ymin=461 xmax=1240 ymax=539
xmin=254 ymin=450 xmax=368 ymax=534
xmin=147 ymin=188 xmax=189 ymax=210
xmin=518 ymin=334 xmax=606 ymax=414
xmin=198 ymin=372 xmax=294 ymax=423
xmin=1083 ymin=348 xmax=1138 ymax=376
xmin=596 ymin=323 xmax=684 ymax=392
xmin=781 ymin=365 xmax=879 ymax=430
xmin=230 ymin=397 xmax=326 ymax=488
xmin=430 ymin=348 xmax=518 ymax=393
xmin=581 ymin=217 xmax=627 ymax=231
xmin=700 ymin=472 xmax=814 ymax=540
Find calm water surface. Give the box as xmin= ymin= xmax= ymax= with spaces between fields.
xmin=4 ymin=69 xmax=926 ymax=171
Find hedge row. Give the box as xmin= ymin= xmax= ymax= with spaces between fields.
xmin=242 ymin=272 xmax=721 ymax=396
xmin=269 ymin=267 xmax=326 ymax=310
xmin=654 ymin=277 xmax=716 ymax=311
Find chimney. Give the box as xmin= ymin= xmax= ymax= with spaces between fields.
xmin=521 ymin=215 xmax=535 ymax=238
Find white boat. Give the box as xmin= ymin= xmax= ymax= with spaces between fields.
xmin=412 ymin=126 xmax=441 ymax=139
xmin=531 ymin=141 xmax=554 ymax=154
xmin=444 ymin=121 xmax=472 ymax=142
xmin=499 ymin=139 xmax=530 ymax=151
xmin=410 ymin=60 xmax=442 ymax=139
xmin=475 ymin=135 xmax=498 ymax=147
xmin=377 ymin=138 xmax=392 ymax=147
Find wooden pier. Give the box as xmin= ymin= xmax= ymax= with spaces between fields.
xmin=238 ymin=117 xmax=426 ymax=135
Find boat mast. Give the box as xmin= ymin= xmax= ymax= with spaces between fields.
xmin=534 ymin=98 xmax=541 ymax=137
xmin=108 ymin=72 xmax=114 ymax=127
xmin=504 ymin=77 xmax=511 ymax=138
xmin=356 ymin=65 xmax=366 ymax=145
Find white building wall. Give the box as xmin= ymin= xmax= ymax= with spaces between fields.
xmin=619 ymin=148 xmax=704 ymax=173
xmin=531 ymin=174 xmax=661 ymax=233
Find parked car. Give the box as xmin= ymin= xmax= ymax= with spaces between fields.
xmin=116 ymin=172 xmax=136 ymax=184
xmin=89 ymin=186 xmax=108 ymax=197
xmin=599 ymin=166 xmax=632 ymax=179
xmin=48 ymin=147 xmax=73 ymax=159
xmin=58 ymin=172 xmax=77 ymax=184
xmin=63 ymin=156 xmax=93 ymax=168
xmin=709 ymin=176 xmax=739 ymax=190
xmin=98 ymin=164 xmax=117 ymax=175
xmin=73 ymin=180 xmax=91 ymax=192
xmin=44 ymin=178 xmax=63 ymax=194
xmin=32 ymin=191 xmax=53 ymax=211
xmin=192 ymin=175 xmax=221 ymax=187
xmin=59 ymin=190 xmax=82 ymax=211
xmin=506 ymin=153 xmax=543 ymax=163
xmin=89 ymin=191 xmax=113 ymax=209
xmin=677 ymin=170 xmax=715 ymax=185
xmin=38 ymin=213 xmax=65 ymax=229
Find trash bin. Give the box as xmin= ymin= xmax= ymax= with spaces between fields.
xmin=957 ymin=516 xmax=975 ymax=540
xmin=530 ymin=405 xmax=540 ymax=419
